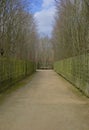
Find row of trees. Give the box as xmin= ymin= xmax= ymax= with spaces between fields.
xmin=53 ymin=0 xmax=89 ymax=96
xmin=52 ymin=0 xmax=89 ymax=61
xmin=0 ymin=0 xmax=38 ymax=61
xmin=0 ymin=0 xmax=38 ymax=90
xmin=36 ymin=36 xmax=54 ymax=69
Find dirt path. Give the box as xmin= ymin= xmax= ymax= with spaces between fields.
xmin=0 ymin=70 xmax=89 ymax=130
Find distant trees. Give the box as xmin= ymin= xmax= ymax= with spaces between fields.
xmin=36 ymin=36 xmax=54 ymax=69
xmin=52 ymin=0 xmax=89 ymax=61
xmin=0 ymin=0 xmax=38 ymax=62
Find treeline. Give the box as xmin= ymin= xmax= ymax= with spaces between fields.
xmin=53 ymin=0 xmax=89 ymax=96
xmin=0 ymin=0 xmax=38 ymax=60
xmin=0 ymin=0 xmax=38 ymax=91
xmin=36 ymin=37 xmax=54 ymax=69
xmin=52 ymin=0 xmax=89 ymax=61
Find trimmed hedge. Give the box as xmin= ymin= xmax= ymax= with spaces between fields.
xmin=54 ymin=54 xmax=89 ymax=97
xmin=0 ymin=58 xmax=36 ymax=92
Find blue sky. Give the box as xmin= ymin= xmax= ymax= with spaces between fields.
xmin=31 ymin=0 xmax=56 ymax=37
xmin=30 ymin=0 xmax=43 ymax=13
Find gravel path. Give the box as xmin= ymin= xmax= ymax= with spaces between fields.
xmin=0 ymin=70 xmax=89 ymax=130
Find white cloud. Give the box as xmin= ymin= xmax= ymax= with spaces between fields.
xmin=42 ymin=0 xmax=54 ymax=8
xmin=34 ymin=0 xmax=56 ymax=37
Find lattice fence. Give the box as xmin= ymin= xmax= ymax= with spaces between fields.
xmin=0 ymin=58 xmax=36 ymax=92
xmin=54 ymin=53 xmax=89 ymax=96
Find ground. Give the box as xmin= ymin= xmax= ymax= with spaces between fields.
xmin=0 ymin=70 xmax=89 ymax=130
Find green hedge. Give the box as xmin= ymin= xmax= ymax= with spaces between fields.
xmin=54 ymin=53 xmax=89 ymax=97
xmin=0 ymin=58 xmax=36 ymax=92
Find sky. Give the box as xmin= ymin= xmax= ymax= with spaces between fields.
xmin=31 ymin=0 xmax=56 ymax=37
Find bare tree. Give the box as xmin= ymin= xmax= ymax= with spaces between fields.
xmin=36 ymin=36 xmax=54 ymax=69
xmin=52 ymin=0 xmax=89 ymax=61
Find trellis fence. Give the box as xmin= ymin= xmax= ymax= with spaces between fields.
xmin=0 ymin=58 xmax=36 ymax=92
xmin=54 ymin=53 xmax=89 ymax=97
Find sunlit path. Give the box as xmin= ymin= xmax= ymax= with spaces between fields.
xmin=0 ymin=70 xmax=89 ymax=130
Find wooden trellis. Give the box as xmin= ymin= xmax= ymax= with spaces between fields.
xmin=0 ymin=57 xmax=36 ymax=92
xmin=54 ymin=52 xmax=89 ymax=96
